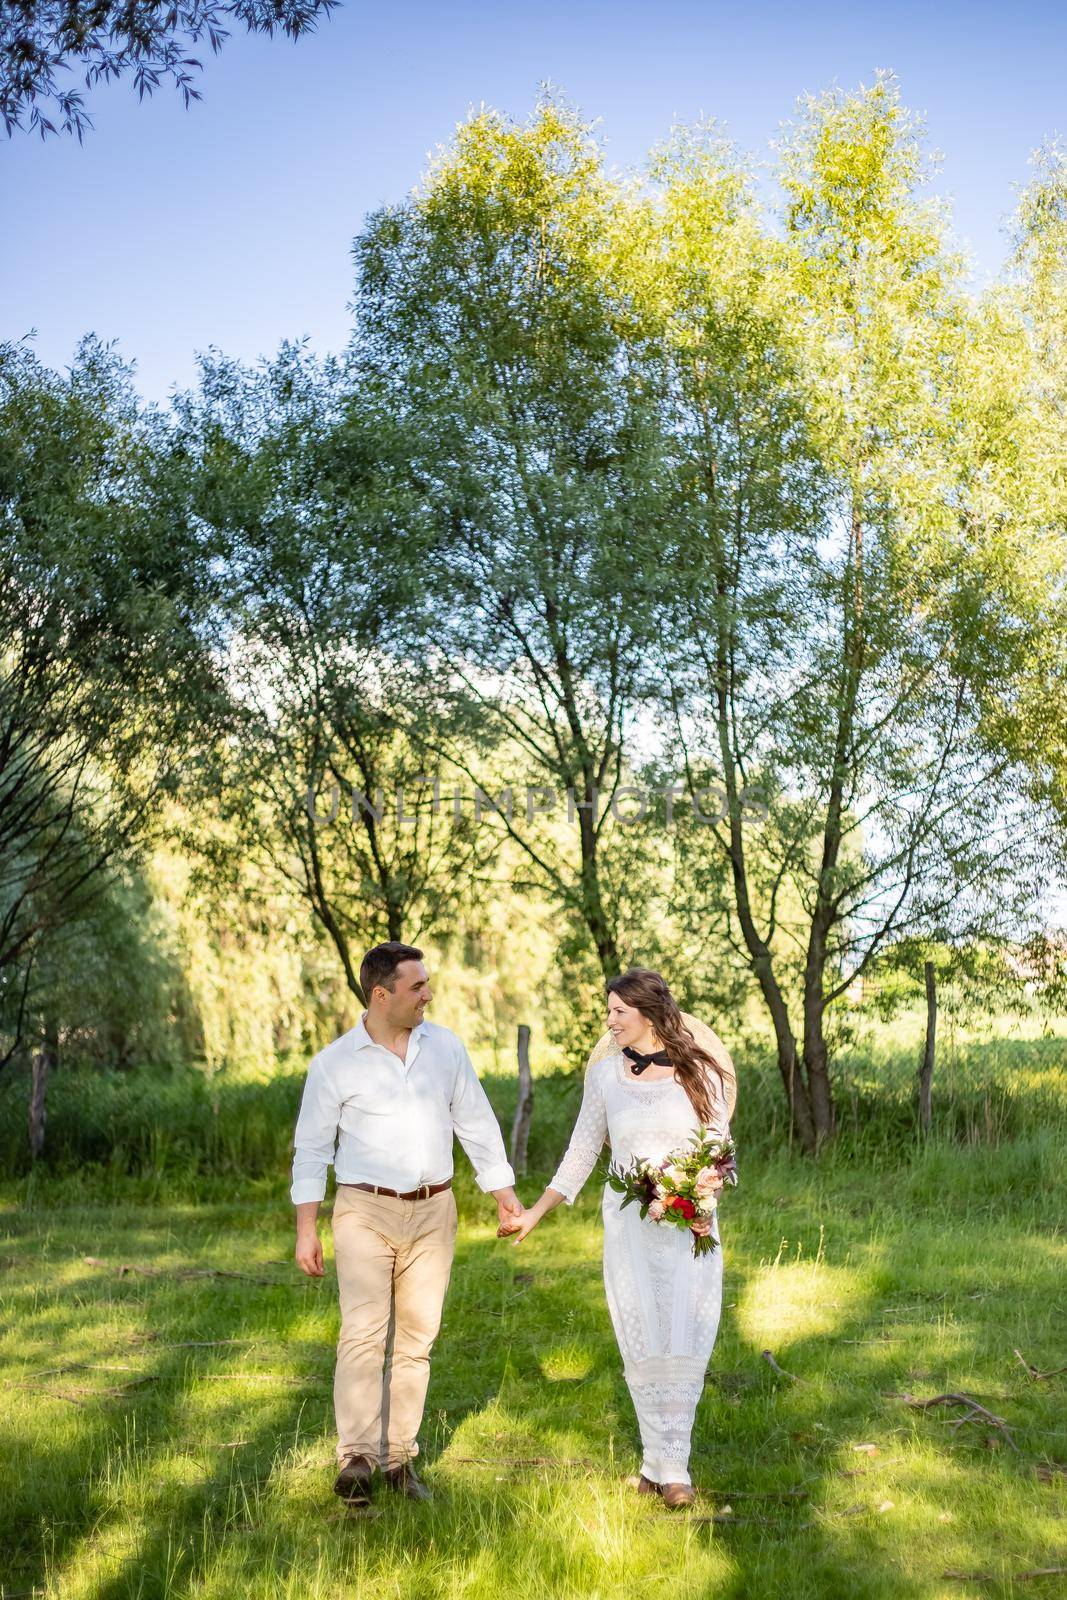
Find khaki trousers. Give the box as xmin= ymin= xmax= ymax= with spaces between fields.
xmin=330 ymin=1184 xmax=458 ymax=1468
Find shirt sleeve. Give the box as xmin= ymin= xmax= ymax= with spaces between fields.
xmin=290 ymin=1053 xmax=341 ymax=1205
xmin=450 ymin=1040 xmax=515 ymax=1193
xmin=549 ymin=1060 xmax=608 ymax=1203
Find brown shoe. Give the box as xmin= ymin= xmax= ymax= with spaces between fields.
xmin=661 ymin=1482 xmax=696 ymax=1510
xmin=333 ymin=1453 xmax=374 ymax=1505
xmin=636 ymin=1475 xmax=662 ymax=1496
xmin=382 ymin=1462 xmax=432 ymax=1502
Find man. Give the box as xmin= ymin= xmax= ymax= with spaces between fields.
xmin=291 ymin=941 xmax=522 ymax=1506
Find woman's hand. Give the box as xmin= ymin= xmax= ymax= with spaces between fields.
xmin=497 ymin=1187 xmax=564 ymax=1244
xmin=498 ymin=1203 xmax=543 ymax=1244
xmin=690 ymin=1214 xmax=714 ymax=1238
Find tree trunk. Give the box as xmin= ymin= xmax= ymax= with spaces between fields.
xmin=752 ymin=959 xmax=816 ymax=1154
xmin=704 ymin=618 xmax=819 ymax=1154
xmin=576 ymin=805 xmax=619 ymax=978
xmin=802 ymin=949 xmax=836 ymax=1151
xmin=801 ymin=1023 xmax=836 ymax=1151
xmin=28 ymin=1024 xmax=56 ymax=1162
xmin=510 ymin=1024 xmax=535 ymax=1176
xmin=918 ymin=960 xmax=936 ymax=1136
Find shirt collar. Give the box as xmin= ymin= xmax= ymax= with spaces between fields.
xmin=352 ymin=1013 xmax=428 ymax=1051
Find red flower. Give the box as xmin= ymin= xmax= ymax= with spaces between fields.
xmin=668 ymin=1196 xmax=696 ymax=1219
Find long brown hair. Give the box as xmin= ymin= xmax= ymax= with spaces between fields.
xmin=606 ymin=968 xmax=725 ymax=1127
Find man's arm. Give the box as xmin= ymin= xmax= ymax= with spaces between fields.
xmin=295 ymin=1200 xmax=323 ymax=1277
xmin=450 ymin=1039 xmax=523 ymax=1225
xmin=291 ymin=1055 xmax=340 ymax=1277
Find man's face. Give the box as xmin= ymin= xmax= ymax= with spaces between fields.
xmin=376 ymin=959 xmax=432 ymax=1028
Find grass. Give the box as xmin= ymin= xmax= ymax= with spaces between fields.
xmin=2 ymin=1103 xmax=1066 ymax=1600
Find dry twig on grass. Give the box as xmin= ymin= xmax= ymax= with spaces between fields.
xmin=194 ymin=1372 xmax=324 ymax=1386
xmin=943 ymin=1567 xmax=1067 ymax=1583
xmin=83 ymin=1256 xmax=292 ymax=1289
xmin=761 ymin=1349 xmax=810 ymax=1384
xmin=132 ymin=1334 xmax=252 ymax=1348
xmin=1014 ymin=1348 xmax=1067 ymax=1382
xmin=896 ymin=1390 xmax=1019 ymax=1451
xmin=13 ymin=1372 xmax=157 ymax=1405
xmin=450 ymin=1456 xmax=595 ymax=1468
xmin=703 ymin=1487 xmax=809 ymax=1499
xmin=691 ymin=1502 xmax=865 ymax=1530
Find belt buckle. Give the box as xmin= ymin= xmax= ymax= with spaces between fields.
xmin=417 ymin=1182 xmax=430 ymax=1200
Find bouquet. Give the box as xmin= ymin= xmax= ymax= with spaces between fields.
xmin=607 ymin=1129 xmax=738 ymax=1258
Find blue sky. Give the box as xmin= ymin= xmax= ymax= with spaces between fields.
xmin=3 ymin=0 xmax=1066 ymax=406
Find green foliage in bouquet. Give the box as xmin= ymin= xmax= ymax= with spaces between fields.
xmin=607 ymin=1130 xmax=738 ymax=1257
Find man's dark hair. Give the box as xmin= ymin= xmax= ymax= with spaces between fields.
xmin=359 ymin=942 xmax=424 ymax=1001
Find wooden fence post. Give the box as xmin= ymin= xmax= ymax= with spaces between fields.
xmin=510 ymin=1024 xmax=534 ymax=1176
xmin=918 ymin=961 xmax=936 ymax=1136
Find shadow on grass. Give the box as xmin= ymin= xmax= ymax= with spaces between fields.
xmin=0 ymin=1204 xmax=337 ymax=1599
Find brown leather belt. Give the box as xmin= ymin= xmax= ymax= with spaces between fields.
xmin=340 ymin=1179 xmax=452 ymax=1201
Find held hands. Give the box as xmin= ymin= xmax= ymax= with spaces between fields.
xmin=494 ymin=1187 xmax=524 ymax=1233
xmin=497 ymin=1192 xmax=546 ymax=1244
xmin=498 ymin=1185 xmax=561 ymax=1243
xmin=498 ymin=1206 xmax=540 ymax=1244
xmin=495 ymin=1196 xmax=537 ymax=1241
xmin=495 ymin=1188 xmax=541 ymax=1241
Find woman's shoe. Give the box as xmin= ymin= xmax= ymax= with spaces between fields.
xmin=661 ymin=1482 xmax=696 ymax=1510
xmin=636 ymin=1475 xmax=662 ymax=1496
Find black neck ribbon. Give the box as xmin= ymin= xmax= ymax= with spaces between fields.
xmin=622 ymin=1045 xmax=673 ymax=1076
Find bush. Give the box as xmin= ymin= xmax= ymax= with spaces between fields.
xmin=0 ymin=1026 xmax=1063 ymax=1187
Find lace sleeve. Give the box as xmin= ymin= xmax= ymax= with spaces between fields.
xmin=549 ymin=1059 xmax=609 ymax=1204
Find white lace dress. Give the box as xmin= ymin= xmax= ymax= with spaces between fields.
xmin=549 ymin=1050 xmax=729 ymax=1487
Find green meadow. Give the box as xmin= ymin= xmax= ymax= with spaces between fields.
xmin=2 ymin=1031 xmax=1066 ymax=1600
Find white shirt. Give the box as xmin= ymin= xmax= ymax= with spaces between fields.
xmin=290 ymin=1015 xmax=515 ymax=1204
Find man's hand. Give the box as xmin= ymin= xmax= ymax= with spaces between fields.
xmin=493 ymin=1186 xmax=523 ymax=1231
xmin=500 ymin=1208 xmax=540 ymax=1244
xmin=295 ymin=1200 xmax=324 ymax=1277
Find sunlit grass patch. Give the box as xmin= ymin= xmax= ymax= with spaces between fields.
xmin=538 ymin=1342 xmax=597 ymax=1382
xmin=735 ymin=1244 xmax=867 ymax=1351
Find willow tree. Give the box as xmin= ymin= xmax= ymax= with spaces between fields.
xmin=351 ymin=98 xmax=670 ymax=979
xmin=1005 ymin=141 xmax=1067 ymax=829
xmin=174 ymin=341 xmax=490 ymax=1003
xmin=0 ymin=337 xmax=221 ymax=1067
xmin=640 ymin=76 xmax=1063 ymax=1151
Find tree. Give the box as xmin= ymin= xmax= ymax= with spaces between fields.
xmin=0 ymin=334 xmax=223 ymax=1066
xmin=639 ymin=76 xmax=1065 ymax=1150
xmin=174 ymin=339 xmax=493 ymax=1004
xmin=1 ymin=0 xmax=340 ymax=139
xmin=352 ymin=95 xmax=671 ymax=980
xmin=1005 ymin=140 xmax=1067 ymax=832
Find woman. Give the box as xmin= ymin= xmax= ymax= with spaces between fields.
xmin=500 ymin=968 xmax=735 ymax=1509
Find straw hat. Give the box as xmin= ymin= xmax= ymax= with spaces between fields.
xmin=585 ymin=1011 xmax=738 ymax=1120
